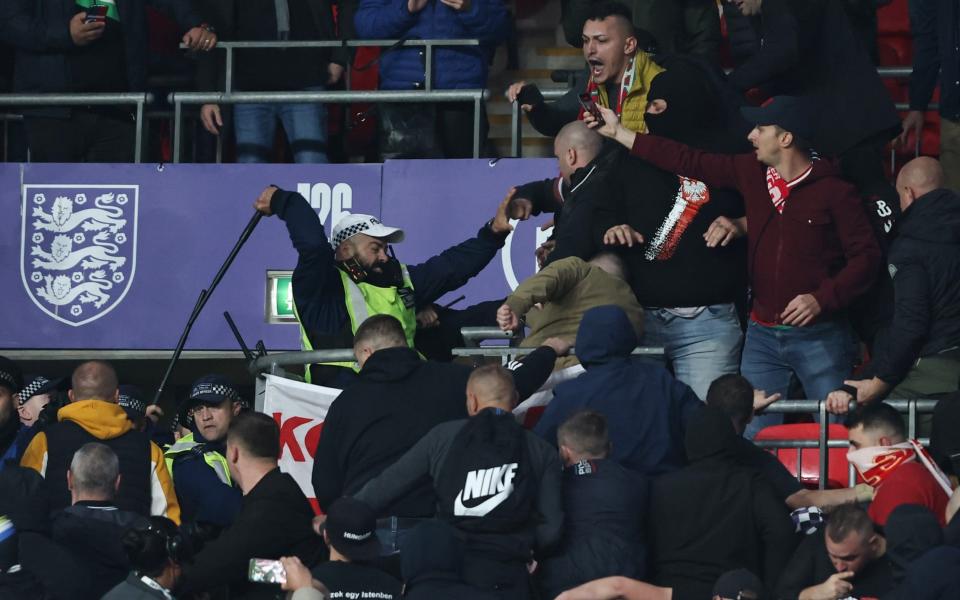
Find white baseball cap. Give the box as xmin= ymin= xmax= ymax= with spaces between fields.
xmin=330 ymin=213 xmax=405 ymax=248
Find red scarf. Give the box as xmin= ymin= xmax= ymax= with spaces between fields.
xmin=580 ymin=56 xmax=636 ymax=119
xmin=765 ymin=164 xmax=813 ymax=214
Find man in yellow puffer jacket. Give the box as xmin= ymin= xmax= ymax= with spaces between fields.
xmin=508 ymin=2 xmax=663 ymax=137
xmin=20 ymin=361 xmax=180 ymax=523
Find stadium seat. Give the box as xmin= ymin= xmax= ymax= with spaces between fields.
xmin=877 ymin=0 xmax=910 ymax=36
xmin=754 ymin=423 xmax=860 ymax=489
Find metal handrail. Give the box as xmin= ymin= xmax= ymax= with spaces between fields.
xmin=0 ymin=92 xmax=153 ymax=162
xmin=168 ymin=88 xmax=488 ymax=162
xmin=186 ymin=39 xmax=481 ymax=94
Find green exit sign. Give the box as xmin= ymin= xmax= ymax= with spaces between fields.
xmin=265 ymin=270 xmax=297 ymax=324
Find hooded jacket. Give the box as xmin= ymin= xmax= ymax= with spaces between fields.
xmin=649 ymin=406 xmax=797 ymax=597
xmin=353 ymin=0 xmax=507 ymax=90
xmin=868 ymin=189 xmax=960 ymax=384
xmin=19 ymin=400 xmax=180 ymax=523
xmin=629 ymin=134 xmax=881 ymax=324
xmin=311 ymin=345 xmax=556 ymax=516
xmin=533 ymin=305 xmax=701 ymax=475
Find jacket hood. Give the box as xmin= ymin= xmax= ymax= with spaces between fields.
xmin=359 ymin=347 xmax=423 ymax=382
xmin=575 ymin=306 xmax=638 ymax=367
xmin=898 ymin=189 xmax=960 ymax=244
xmin=400 ymin=520 xmax=464 ymax=584
xmin=684 ymin=405 xmax=737 ymax=462
xmin=885 ymin=504 xmax=944 ymax=583
xmin=57 ymin=400 xmax=133 ymax=440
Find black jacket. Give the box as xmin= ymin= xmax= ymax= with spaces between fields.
xmin=50 ymin=502 xmax=148 ymax=600
xmin=537 ymin=459 xmax=648 ymax=600
xmin=1 ymin=0 xmax=202 ymax=95
xmin=179 ymin=468 xmax=321 ymax=599
xmin=727 ymin=0 xmax=899 ymax=155
xmin=194 ymin=0 xmax=349 ymax=93
xmin=909 ymin=0 xmax=960 ymax=121
xmin=270 ymin=188 xmax=510 ymax=351
xmin=311 ymin=346 xmax=556 ymax=516
xmin=869 ymin=189 xmax=960 ymax=384
xmin=776 ymin=529 xmax=893 ymax=599
xmin=513 ymin=150 xmax=621 ymax=266
xmin=400 ymin=520 xmax=499 ymax=600
xmin=648 ymin=406 xmax=796 ymax=598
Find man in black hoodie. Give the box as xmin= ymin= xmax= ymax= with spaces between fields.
xmin=312 ymin=316 xmax=562 ymax=552
xmin=827 ymin=157 xmax=960 ymax=414
xmin=648 ymin=405 xmax=796 ymax=599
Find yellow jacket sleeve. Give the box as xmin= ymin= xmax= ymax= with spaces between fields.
xmin=19 ymin=431 xmax=49 ymax=476
xmin=150 ymin=441 xmax=182 ymax=525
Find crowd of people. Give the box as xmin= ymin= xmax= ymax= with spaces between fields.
xmin=3 ymin=0 xmax=960 ymax=599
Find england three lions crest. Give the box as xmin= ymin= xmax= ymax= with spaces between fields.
xmin=20 ymin=185 xmax=138 ymax=326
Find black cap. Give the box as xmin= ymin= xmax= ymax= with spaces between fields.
xmin=713 ymin=568 xmax=766 ymax=600
xmin=17 ymin=375 xmax=67 ymax=406
xmin=188 ymin=375 xmax=241 ymax=407
xmin=0 ymin=356 xmax=23 ymax=394
xmin=118 ymin=384 xmax=148 ymax=421
xmin=740 ymin=96 xmax=816 ymax=143
xmin=325 ymin=498 xmax=380 ymax=562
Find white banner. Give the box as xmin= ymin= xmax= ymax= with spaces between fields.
xmin=262 ymin=374 xmax=341 ymax=506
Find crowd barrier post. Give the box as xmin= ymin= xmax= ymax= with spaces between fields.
xmin=0 ymin=93 xmax=153 ymax=162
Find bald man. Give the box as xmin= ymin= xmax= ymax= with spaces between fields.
xmin=21 ymin=361 xmax=180 ymax=522
xmin=356 ymin=364 xmax=562 ymax=600
xmin=827 ymin=157 xmax=960 ymax=413
xmin=508 ymin=121 xmax=614 ymax=268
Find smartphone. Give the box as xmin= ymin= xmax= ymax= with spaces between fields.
xmin=577 ymin=93 xmax=605 ymax=126
xmin=248 ymin=558 xmax=287 ymax=585
xmin=517 ymin=84 xmax=544 ymax=107
xmin=84 ymin=4 xmax=108 ymax=24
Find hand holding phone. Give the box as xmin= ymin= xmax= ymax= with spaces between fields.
xmin=578 ymin=94 xmax=605 ymax=127
xmin=249 ymin=558 xmax=287 ymax=585
xmin=84 ymin=4 xmax=108 ymax=24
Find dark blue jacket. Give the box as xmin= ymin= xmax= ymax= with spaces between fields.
xmin=533 ymin=305 xmax=702 ymax=476
xmin=170 ymin=437 xmax=242 ymax=527
xmin=271 ymin=187 xmax=509 ymax=348
xmin=354 ymin=0 xmax=508 ymax=90
xmin=0 ymin=0 xmax=202 ymax=94
xmin=869 ymin=188 xmax=960 ymax=384
xmin=909 ymin=0 xmax=960 ymax=121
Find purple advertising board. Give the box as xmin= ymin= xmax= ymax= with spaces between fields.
xmin=1 ymin=159 xmax=557 ymax=351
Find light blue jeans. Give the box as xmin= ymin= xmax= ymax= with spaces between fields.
xmin=641 ymin=303 xmax=744 ymax=401
xmin=742 ymin=318 xmax=857 ymax=439
xmin=233 ymin=85 xmax=328 ymax=163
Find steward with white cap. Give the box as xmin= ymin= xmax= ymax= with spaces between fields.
xmin=253 ymin=184 xmax=515 ymax=386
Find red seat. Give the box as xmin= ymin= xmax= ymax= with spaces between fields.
xmin=877 ymin=0 xmax=910 ymax=36
xmin=754 ymin=423 xmax=861 ymax=489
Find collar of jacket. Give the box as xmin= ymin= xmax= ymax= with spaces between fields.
xmin=562 ymin=149 xmax=620 ymax=199
xmin=359 ymin=346 xmax=423 ymax=382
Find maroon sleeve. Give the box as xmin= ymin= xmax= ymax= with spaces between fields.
xmin=810 ymin=180 xmax=881 ymax=313
xmin=630 ymin=134 xmax=753 ymax=191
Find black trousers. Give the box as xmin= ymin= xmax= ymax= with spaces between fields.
xmin=24 ymin=109 xmax=135 ymax=162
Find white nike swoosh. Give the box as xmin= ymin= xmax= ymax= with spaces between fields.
xmin=454 ymin=486 xmax=513 ymax=517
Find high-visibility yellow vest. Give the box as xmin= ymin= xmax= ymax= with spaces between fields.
xmin=164 ymin=433 xmax=232 ymax=486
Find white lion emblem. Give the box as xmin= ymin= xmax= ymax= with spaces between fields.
xmin=36 ymin=271 xmax=114 ymax=309
xmin=33 ymin=193 xmax=127 ymax=233
xmin=31 ymin=231 xmax=126 ymax=271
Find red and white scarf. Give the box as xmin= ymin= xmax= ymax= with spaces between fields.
xmin=847 ymin=440 xmax=952 ymax=495
xmin=765 ymin=164 xmax=813 ymax=214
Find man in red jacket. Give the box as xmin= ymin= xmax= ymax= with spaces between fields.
xmin=588 ymin=96 xmax=880 ymax=437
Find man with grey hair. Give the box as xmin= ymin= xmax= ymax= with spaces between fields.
xmin=508 ymin=121 xmax=617 ymax=268
xmin=21 ymin=361 xmax=180 ymax=521
xmin=50 ymin=442 xmax=149 ymax=599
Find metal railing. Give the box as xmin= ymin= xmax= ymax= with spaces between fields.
xmin=752 ymin=399 xmax=939 ymax=490
xmin=168 ymin=88 xmax=488 ymax=161
xmin=203 ymin=39 xmax=481 ymax=94
xmin=0 ymin=93 xmax=153 ymax=162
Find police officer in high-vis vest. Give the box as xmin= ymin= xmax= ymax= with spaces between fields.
xmin=253 ymin=184 xmax=516 ymax=387
xmin=164 ymin=375 xmax=243 ymax=527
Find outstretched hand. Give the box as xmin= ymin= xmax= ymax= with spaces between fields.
xmin=491 ymin=188 xmax=516 ymax=235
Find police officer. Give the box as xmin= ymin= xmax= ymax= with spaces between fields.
xmin=164 ymin=375 xmax=243 ymax=527
xmin=252 ymin=184 xmax=515 ymax=387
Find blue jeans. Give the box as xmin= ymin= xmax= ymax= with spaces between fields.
xmin=233 ymin=85 xmax=328 ymax=163
xmin=641 ymin=303 xmax=744 ymax=400
xmin=742 ymin=318 xmax=856 ymax=439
